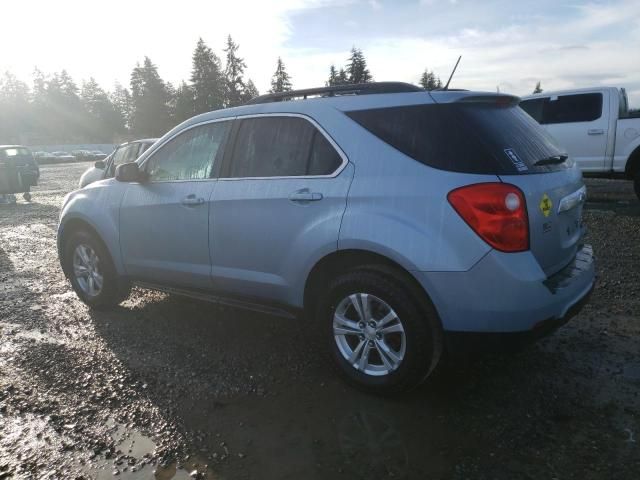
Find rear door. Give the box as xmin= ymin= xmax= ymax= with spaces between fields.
xmin=210 ymin=114 xmax=352 ymax=305
xmin=119 ymin=120 xmax=231 ymax=289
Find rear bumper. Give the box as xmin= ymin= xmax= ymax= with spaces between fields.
xmin=413 ymin=244 xmax=595 ymax=345
xmin=444 ymin=280 xmax=593 ymax=354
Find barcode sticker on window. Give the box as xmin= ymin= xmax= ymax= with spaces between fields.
xmin=504 ymin=148 xmax=528 ymax=172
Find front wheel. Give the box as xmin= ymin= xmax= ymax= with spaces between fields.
xmin=318 ymin=269 xmax=442 ymax=394
xmin=63 ymin=230 xmax=130 ymax=309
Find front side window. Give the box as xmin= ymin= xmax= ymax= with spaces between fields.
xmin=227 ymin=116 xmax=342 ymax=178
xmin=146 ymin=121 xmax=231 ymax=182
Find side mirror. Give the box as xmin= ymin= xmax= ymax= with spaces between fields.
xmin=115 ymin=162 xmax=144 ymax=182
xmin=94 ymin=160 xmax=105 ymax=169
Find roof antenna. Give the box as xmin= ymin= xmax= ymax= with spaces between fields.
xmin=443 ymin=55 xmax=462 ymax=91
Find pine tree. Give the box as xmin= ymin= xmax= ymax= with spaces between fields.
xmin=327 ymin=65 xmax=339 ymax=86
xmin=173 ymin=81 xmax=195 ymax=124
xmin=80 ymin=77 xmax=125 ymax=141
xmin=0 ymin=72 xmax=31 ymax=143
xmin=242 ymin=79 xmax=259 ymax=103
xmin=223 ymin=35 xmax=247 ymax=107
xmin=111 ymin=82 xmax=133 ymax=131
xmin=338 ymin=68 xmax=348 ymax=85
xmin=130 ymin=57 xmax=171 ymax=137
xmin=419 ymin=68 xmax=442 ymax=90
xmin=345 ymin=47 xmax=372 ymax=84
xmin=190 ymin=38 xmax=225 ymax=114
xmin=533 ymin=81 xmax=543 ymax=94
xmin=327 ymin=64 xmax=349 ymax=86
xmin=269 ymin=57 xmax=292 ymax=93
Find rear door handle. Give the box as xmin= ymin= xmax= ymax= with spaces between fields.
xmin=587 ymin=129 xmax=604 ymax=135
xmin=289 ymin=189 xmax=323 ymax=203
xmin=181 ymin=194 xmax=205 ymax=206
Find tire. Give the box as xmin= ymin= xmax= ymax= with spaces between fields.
xmin=23 ymin=192 xmax=31 ymax=202
xmin=63 ymin=229 xmax=130 ymax=309
xmin=317 ymin=268 xmax=443 ymax=394
xmin=634 ymin=169 xmax=640 ymax=201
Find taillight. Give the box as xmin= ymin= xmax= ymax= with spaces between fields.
xmin=448 ymin=183 xmax=529 ymax=252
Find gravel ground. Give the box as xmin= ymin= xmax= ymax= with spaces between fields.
xmin=0 ymin=163 xmax=638 ymax=479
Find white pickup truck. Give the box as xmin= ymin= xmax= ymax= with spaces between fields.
xmin=520 ymin=87 xmax=640 ymax=199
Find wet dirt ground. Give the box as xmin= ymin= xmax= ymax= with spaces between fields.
xmin=1 ymin=163 xmax=638 ymax=479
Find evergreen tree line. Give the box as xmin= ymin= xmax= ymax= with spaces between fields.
xmin=0 ymin=40 xmax=442 ymax=145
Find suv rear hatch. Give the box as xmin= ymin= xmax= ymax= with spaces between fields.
xmin=345 ymin=94 xmax=585 ymax=277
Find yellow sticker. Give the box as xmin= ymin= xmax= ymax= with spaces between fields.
xmin=539 ymin=193 xmax=553 ymax=217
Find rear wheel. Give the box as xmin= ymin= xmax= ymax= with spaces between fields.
xmin=63 ymin=230 xmax=130 ymax=309
xmin=317 ymin=268 xmax=442 ymax=394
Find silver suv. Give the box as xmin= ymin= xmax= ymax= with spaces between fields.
xmin=57 ymin=82 xmax=595 ymax=393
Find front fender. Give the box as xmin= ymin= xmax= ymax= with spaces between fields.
xmin=58 ymin=181 xmax=126 ymax=275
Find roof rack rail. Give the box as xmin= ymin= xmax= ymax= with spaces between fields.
xmin=245 ymin=82 xmax=424 ymax=105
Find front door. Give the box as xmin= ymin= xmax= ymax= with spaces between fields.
xmin=119 ymin=120 xmax=231 ymax=289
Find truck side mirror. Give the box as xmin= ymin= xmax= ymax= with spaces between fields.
xmin=94 ymin=160 xmax=105 ymax=169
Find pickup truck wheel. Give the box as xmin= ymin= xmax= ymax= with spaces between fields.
xmin=318 ymin=269 xmax=442 ymax=394
xmin=63 ymin=230 xmax=130 ymax=309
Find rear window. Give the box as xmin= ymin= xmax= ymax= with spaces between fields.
xmin=346 ymin=103 xmax=568 ymax=174
xmin=0 ymin=148 xmax=31 ymax=158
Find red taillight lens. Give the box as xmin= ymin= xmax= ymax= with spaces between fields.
xmin=448 ymin=183 xmax=529 ymax=252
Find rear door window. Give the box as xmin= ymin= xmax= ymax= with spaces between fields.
xmin=543 ymin=93 xmax=602 ymax=124
xmin=520 ymin=93 xmax=603 ymax=125
xmin=346 ymin=103 xmax=567 ymax=174
xmin=226 ymin=116 xmax=343 ymax=178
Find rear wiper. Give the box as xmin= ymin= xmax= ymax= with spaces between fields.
xmin=533 ymin=154 xmax=568 ymax=166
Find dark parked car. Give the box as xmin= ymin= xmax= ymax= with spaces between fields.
xmin=0 ymin=145 xmax=40 ymax=201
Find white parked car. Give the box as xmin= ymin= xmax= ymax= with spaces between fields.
xmin=79 ymin=139 xmax=157 ymax=188
xmin=520 ymin=87 xmax=640 ymax=199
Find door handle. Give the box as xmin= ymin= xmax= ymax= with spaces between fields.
xmin=587 ymin=129 xmax=604 ymax=135
xmin=181 ymin=194 xmax=205 ymax=206
xmin=289 ymin=189 xmax=323 ymax=203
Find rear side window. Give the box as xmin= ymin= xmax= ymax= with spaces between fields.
xmin=544 ymin=93 xmax=602 ymax=124
xmin=520 ymin=93 xmax=603 ymax=124
xmin=347 ymin=103 xmax=567 ymax=174
xmin=227 ymin=116 xmax=343 ymax=178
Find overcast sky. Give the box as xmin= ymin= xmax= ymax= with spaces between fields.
xmin=2 ymin=0 xmax=639 ymax=104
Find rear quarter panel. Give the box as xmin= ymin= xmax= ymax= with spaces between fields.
xmin=318 ymin=110 xmax=495 ymax=273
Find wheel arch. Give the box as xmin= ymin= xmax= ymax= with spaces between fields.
xmin=624 ymin=144 xmax=640 ymax=178
xmin=58 ymin=217 xmax=117 ymax=278
xmin=303 ymin=249 xmax=441 ymax=326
